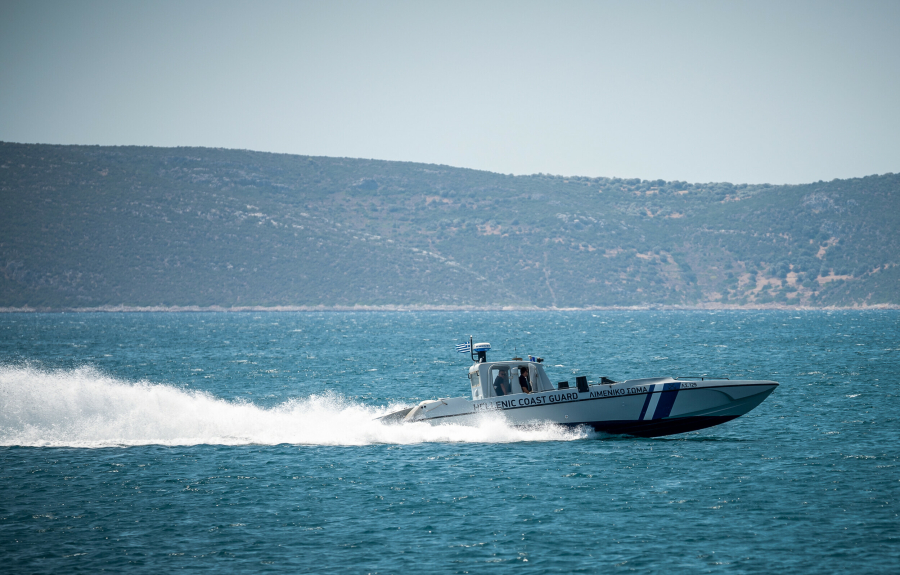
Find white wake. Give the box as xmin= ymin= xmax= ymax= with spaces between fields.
xmin=0 ymin=365 xmax=589 ymax=447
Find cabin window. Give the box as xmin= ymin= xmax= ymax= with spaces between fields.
xmin=489 ymin=366 xmax=512 ymax=397
xmin=512 ymin=366 xmax=533 ymax=394
xmin=488 ymin=365 xmax=536 ymax=396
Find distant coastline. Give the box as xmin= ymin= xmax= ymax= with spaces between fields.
xmin=3 ymin=144 xmax=898 ymax=311
xmin=2 ymin=304 xmax=898 ymax=313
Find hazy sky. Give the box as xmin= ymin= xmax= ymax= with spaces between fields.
xmin=1 ymin=0 xmax=898 ymax=184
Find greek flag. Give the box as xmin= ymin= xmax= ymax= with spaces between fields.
xmin=455 ymin=342 xmax=471 ymax=353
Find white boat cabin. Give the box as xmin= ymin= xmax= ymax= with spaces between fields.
xmin=468 ymin=361 xmax=556 ymax=400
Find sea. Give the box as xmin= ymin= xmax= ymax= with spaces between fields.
xmin=0 ymin=310 xmax=897 ymax=573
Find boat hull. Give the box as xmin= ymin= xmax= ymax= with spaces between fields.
xmin=385 ymin=379 xmax=777 ymax=438
xmin=583 ymin=415 xmax=739 ymax=438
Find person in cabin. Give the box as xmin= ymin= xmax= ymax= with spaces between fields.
xmin=493 ymin=368 xmax=511 ymax=396
xmin=518 ymin=366 xmax=532 ymax=394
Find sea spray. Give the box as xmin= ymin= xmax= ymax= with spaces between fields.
xmin=0 ymin=365 xmax=589 ymax=447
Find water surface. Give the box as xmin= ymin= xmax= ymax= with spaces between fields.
xmin=1 ymin=310 xmax=897 ymax=572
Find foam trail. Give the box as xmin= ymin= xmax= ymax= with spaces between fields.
xmin=0 ymin=365 xmax=590 ymax=448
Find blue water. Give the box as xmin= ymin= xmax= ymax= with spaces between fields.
xmin=1 ymin=310 xmax=897 ymax=572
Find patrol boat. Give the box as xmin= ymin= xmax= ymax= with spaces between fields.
xmin=380 ymin=340 xmax=778 ymax=437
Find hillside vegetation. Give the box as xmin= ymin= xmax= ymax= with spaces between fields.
xmin=1 ymin=142 xmax=898 ymax=309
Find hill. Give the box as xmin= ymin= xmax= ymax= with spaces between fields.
xmin=1 ymin=142 xmax=898 ymax=309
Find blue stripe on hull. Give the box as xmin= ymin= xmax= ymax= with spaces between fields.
xmin=652 ymin=381 xmax=681 ymax=419
xmin=637 ymin=389 xmax=654 ymax=420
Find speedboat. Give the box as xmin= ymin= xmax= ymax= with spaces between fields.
xmin=380 ymin=339 xmax=778 ymax=438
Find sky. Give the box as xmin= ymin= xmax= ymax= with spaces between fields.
xmin=1 ymin=0 xmax=898 ymax=184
